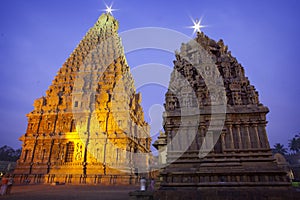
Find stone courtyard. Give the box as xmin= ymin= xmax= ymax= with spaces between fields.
xmin=1 ymin=184 xmax=138 ymax=200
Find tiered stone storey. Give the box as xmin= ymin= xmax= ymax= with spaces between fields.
xmin=14 ymin=13 xmax=151 ymax=185
xmin=155 ymin=32 xmax=292 ymax=199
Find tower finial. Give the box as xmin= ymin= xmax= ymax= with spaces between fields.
xmin=103 ymin=2 xmax=117 ymax=15
xmin=188 ymin=16 xmax=206 ymax=35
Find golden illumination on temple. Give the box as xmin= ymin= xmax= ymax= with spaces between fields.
xmin=14 ymin=13 xmax=151 ymax=184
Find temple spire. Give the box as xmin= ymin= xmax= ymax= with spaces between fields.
xmin=188 ymin=17 xmax=206 ymax=34
xmin=103 ymin=3 xmax=117 ymax=15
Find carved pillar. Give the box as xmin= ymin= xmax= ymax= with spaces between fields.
xmin=244 ymin=124 xmax=251 ymax=149
xmin=29 ymin=135 xmax=38 ymax=174
xmin=174 ymin=129 xmax=181 ymax=151
xmin=236 ymin=124 xmax=243 ymax=149
xmin=199 ymin=126 xmax=206 ymax=150
xmin=29 ymin=114 xmax=43 ymax=174
xmin=228 ymin=124 xmax=234 ymax=149
xmin=183 ymin=128 xmax=190 ymax=151
xmin=190 ymin=127 xmax=198 ymax=150
xmin=206 ymin=131 xmax=214 ymax=151
xmin=253 ymin=124 xmax=261 ymax=148
xmin=47 ymin=139 xmax=54 ymax=174
xmin=202 ymin=133 xmax=207 ymax=151
xmin=221 ymin=132 xmax=226 ymax=153
xmin=261 ymin=123 xmax=270 ymax=149
xmin=168 ymin=130 xmax=173 ymax=151
xmin=196 ymin=128 xmax=201 ymax=150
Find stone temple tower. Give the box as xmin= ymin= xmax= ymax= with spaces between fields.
xmin=155 ymin=32 xmax=294 ymax=199
xmin=14 ymin=13 xmax=151 ymax=184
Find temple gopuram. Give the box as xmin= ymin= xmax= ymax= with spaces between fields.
xmin=153 ymin=32 xmax=297 ymax=200
xmin=14 ymin=13 xmax=151 ymax=185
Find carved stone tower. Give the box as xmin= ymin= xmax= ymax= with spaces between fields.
xmin=14 ymin=13 xmax=151 ymax=185
xmin=155 ymin=32 xmax=294 ymax=199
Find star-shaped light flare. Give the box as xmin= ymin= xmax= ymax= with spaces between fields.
xmin=103 ymin=2 xmax=118 ymax=15
xmin=188 ymin=17 xmax=206 ymax=34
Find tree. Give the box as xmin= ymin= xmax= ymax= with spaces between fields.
xmin=0 ymin=145 xmax=21 ymax=161
xmin=288 ymin=134 xmax=300 ymax=153
xmin=273 ymin=143 xmax=288 ymax=155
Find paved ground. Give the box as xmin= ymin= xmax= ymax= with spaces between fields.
xmin=0 ymin=184 xmax=139 ymax=200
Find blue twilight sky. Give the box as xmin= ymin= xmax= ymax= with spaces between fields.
xmin=0 ymin=0 xmax=299 ymax=149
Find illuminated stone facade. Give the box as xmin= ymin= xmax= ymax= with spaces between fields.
xmin=14 ymin=13 xmax=151 ymax=185
xmin=155 ymin=32 xmax=293 ymax=199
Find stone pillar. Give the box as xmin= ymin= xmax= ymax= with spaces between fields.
xmin=228 ymin=124 xmax=234 ymax=149
xmin=221 ymin=132 xmax=226 ymax=153
xmin=191 ymin=127 xmax=198 ymax=150
xmin=47 ymin=139 xmax=54 ymax=174
xmin=261 ymin=123 xmax=270 ymax=149
xmin=172 ymin=129 xmax=181 ymax=152
xmin=168 ymin=130 xmax=173 ymax=151
xmin=244 ymin=124 xmax=251 ymax=149
xmin=199 ymin=126 xmax=206 ymax=149
xmin=236 ymin=124 xmax=243 ymax=149
xmin=185 ymin=127 xmax=195 ymax=151
xmin=195 ymin=128 xmax=201 ymax=150
xmin=253 ymin=124 xmax=261 ymax=148
xmin=206 ymin=131 xmax=214 ymax=150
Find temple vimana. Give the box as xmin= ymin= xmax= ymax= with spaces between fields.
xmin=14 ymin=13 xmax=151 ymax=184
xmin=152 ymin=33 xmax=296 ymax=199
xmin=14 ymin=10 xmax=298 ymax=200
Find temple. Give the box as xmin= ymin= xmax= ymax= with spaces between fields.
xmin=154 ymin=32 xmax=294 ymax=199
xmin=14 ymin=13 xmax=151 ymax=185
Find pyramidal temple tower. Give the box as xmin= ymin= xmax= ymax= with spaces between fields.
xmin=154 ymin=32 xmax=294 ymax=199
xmin=14 ymin=13 xmax=151 ymax=184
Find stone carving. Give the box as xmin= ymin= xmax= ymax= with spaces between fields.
xmin=155 ymin=32 xmax=291 ymax=199
xmin=75 ymin=143 xmax=83 ymax=161
xmin=14 ymin=13 xmax=151 ymax=185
